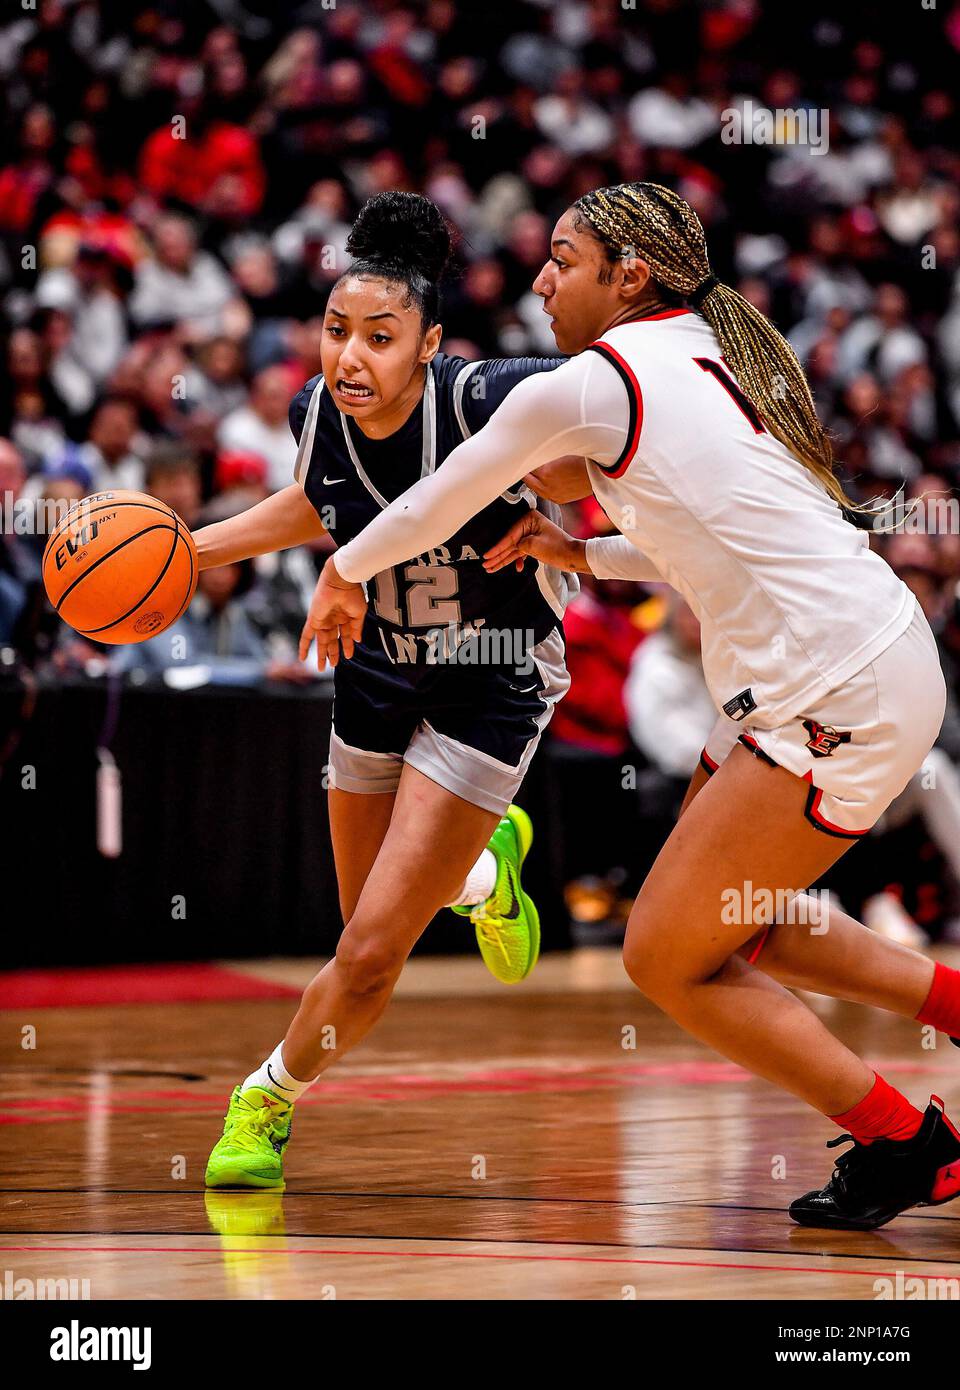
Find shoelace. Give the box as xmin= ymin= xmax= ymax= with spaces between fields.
xmin=825 ymin=1132 xmax=892 ymax=1194
xmin=225 ymin=1105 xmax=283 ymax=1153
xmin=470 ymin=905 xmax=512 ymax=965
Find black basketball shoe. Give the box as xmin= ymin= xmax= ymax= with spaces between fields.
xmin=789 ymin=1097 xmax=960 ymax=1230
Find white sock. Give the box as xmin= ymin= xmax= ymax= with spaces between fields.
xmin=447 ymin=847 xmax=498 ymax=908
xmin=242 ymin=1042 xmax=314 ymax=1103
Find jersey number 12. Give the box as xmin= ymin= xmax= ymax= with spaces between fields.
xmin=372 ymin=561 xmax=463 ymax=628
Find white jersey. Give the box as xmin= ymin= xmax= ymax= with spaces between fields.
xmin=582 ymin=310 xmax=914 ymax=726
xmin=334 ymin=309 xmax=914 ymax=729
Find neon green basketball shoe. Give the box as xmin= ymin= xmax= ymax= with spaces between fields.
xmin=452 ymin=803 xmax=540 ymax=985
xmin=204 ymin=1085 xmax=293 ymax=1190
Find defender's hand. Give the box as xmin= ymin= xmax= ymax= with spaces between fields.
xmin=523 ymin=455 xmax=592 ymax=504
xmin=298 ymin=557 xmax=367 ymax=670
xmin=483 ymin=509 xmax=586 ymax=575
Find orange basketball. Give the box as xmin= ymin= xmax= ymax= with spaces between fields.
xmin=42 ymin=489 xmax=199 ymax=645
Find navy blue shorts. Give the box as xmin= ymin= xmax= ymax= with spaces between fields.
xmin=329 ymin=627 xmax=569 ymax=814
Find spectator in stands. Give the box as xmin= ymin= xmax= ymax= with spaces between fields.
xmin=138 ymin=94 xmax=265 ymax=221
xmin=129 ymin=214 xmax=244 ymax=340
xmin=218 ymin=365 xmax=300 ymax=493
xmin=34 ymin=240 xmax=130 ymax=387
xmin=83 ymin=396 xmax=145 ymax=494
xmin=625 ymin=594 xmax=716 ymax=786
xmin=144 ymin=447 xmax=202 ymax=530
xmin=108 ymin=554 xmax=269 ymax=679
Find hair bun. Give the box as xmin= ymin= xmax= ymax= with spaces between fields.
xmin=346 ymin=192 xmax=452 ymax=283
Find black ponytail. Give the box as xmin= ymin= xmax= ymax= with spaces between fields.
xmin=342 ymin=191 xmax=452 ymax=329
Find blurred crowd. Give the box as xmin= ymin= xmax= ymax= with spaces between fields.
xmin=1 ymin=0 xmax=959 ymax=930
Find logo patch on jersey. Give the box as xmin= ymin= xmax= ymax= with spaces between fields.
xmin=722 ymin=688 xmax=757 ymax=721
xmin=803 ymin=719 xmax=852 ymax=758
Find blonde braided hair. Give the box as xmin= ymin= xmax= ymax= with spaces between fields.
xmin=574 ymin=182 xmax=854 ymax=509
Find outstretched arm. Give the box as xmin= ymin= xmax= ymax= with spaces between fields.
xmin=194 ymin=484 xmax=327 ymax=570
xmin=331 ymin=352 xmax=630 ymax=584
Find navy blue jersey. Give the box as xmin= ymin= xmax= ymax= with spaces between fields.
xmin=289 ymin=352 xmax=575 ymax=667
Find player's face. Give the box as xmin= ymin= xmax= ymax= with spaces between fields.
xmin=321 ymin=276 xmax=441 ymax=425
xmin=532 ymin=210 xmax=638 ymax=354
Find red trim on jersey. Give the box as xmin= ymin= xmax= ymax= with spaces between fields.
xmin=586 ymin=341 xmax=643 ymax=478
xmin=802 ymin=770 xmax=869 ymax=839
xmin=738 ymin=733 xmax=777 ymax=768
xmin=629 ymin=308 xmax=693 ymax=322
xmin=699 ymin=747 xmax=719 ymax=775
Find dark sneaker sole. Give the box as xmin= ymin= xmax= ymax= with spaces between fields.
xmin=791 ymin=1161 xmax=960 ymax=1229
xmin=789 ymin=1204 xmax=904 ymax=1231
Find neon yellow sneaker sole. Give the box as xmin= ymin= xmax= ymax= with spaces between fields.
xmin=205 ymin=1085 xmax=293 ymax=1190
xmin=454 ymin=804 xmax=540 ymax=985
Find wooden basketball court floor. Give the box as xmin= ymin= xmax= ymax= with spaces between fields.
xmin=4 ymin=947 xmax=960 ymax=1301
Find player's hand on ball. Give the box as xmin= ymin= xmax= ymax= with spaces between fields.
xmin=483 ymin=509 xmax=584 ymax=575
xmin=299 ymin=557 xmax=367 ymax=670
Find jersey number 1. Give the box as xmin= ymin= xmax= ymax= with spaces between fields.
xmin=693 ymin=357 xmax=766 ymax=435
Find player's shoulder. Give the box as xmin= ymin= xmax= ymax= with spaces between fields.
xmin=593 ymin=309 xmax=714 ymax=362
xmin=433 ymin=350 xmax=567 ymax=434
xmin=430 ymin=351 xmax=474 ymax=391
xmin=288 ymin=372 xmax=328 ymax=441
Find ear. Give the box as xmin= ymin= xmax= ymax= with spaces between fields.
xmin=419 ymin=321 xmax=442 ymax=364
xmin=619 ymin=253 xmax=652 ymax=304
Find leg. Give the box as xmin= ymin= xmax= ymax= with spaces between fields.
xmin=328 ymin=787 xmax=397 ymax=923
xmin=677 ymin=757 xmax=938 ymax=1020
xmin=282 ymin=765 xmax=498 ymax=1079
xmin=746 ymin=893 xmax=935 ymax=1016
xmin=623 ymin=743 xmax=874 ymax=1116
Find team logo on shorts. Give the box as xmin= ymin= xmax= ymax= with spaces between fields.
xmin=803 ymin=719 xmax=851 ymax=758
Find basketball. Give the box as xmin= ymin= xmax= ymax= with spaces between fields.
xmin=42 ymin=489 xmax=198 ymax=645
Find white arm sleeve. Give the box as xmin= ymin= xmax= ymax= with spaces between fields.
xmin=333 ymin=351 xmax=631 ymax=583
xmin=586 ymin=534 xmax=663 ymax=583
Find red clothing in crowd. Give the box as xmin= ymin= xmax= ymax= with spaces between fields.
xmin=138 ymin=123 xmax=266 ymax=217
xmin=0 ymin=159 xmax=53 ymax=233
xmin=551 ymin=588 xmax=645 ymax=756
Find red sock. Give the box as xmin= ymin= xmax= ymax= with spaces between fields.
xmin=915 ymin=962 xmax=960 ymax=1039
xmin=830 ymin=1073 xmax=924 ymax=1144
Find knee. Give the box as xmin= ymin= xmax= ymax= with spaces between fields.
xmin=333 ymin=923 xmax=407 ymax=998
xmin=622 ymin=906 xmax=673 ymax=1000
xmin=622 ymin=900 xmax=719 ymax=1004
xmin=623 ymin=943 xmax=672 ymax=1000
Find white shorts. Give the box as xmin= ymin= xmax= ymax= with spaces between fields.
xmin=699 ymin=603 xmax=946 ymax=839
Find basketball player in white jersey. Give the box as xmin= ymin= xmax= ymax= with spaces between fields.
xmin=298 ymin=182 xmax=960 ymax=1230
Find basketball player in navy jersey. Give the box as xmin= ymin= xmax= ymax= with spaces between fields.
xmin=197 ymin=192 xmax=582 ymax=1189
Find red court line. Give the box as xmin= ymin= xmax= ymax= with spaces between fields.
xmin=4 ymin=1057 xmax=957 ymax=1124
xmin=0 ymin=963 xmax=300 ymax=1010
xmin=2 ymin=1244 xmax=958 ymax=1281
